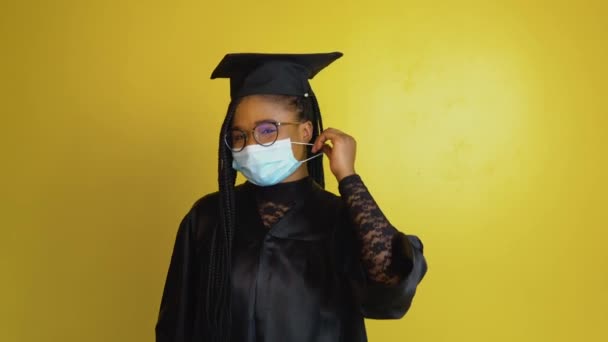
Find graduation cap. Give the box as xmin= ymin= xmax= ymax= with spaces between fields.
xmin=211 ymin=52 xmax=343 ymax=100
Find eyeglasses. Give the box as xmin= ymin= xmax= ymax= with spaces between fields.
xmin=224 ymin=121 xmax=303 ymax=152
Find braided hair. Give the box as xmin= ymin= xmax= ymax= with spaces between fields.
xmin=204 ymin=93 xmax=325 ymax=341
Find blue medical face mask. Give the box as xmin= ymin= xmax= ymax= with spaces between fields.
xmin=231 ymin=138 xmax=322 ymax=187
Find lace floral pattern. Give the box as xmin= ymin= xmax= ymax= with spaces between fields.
xmin=339 ymin=175 xmax=402 ymax=286
xmin=256 ymin=200 xmax=293 ymax=229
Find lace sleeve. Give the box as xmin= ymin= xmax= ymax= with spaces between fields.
xmin=339 ymin=174 xmax=411 ymax=286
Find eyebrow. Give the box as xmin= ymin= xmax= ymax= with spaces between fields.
xmin=254 ymin=119 xmax=277 ymax=125
xmin=231 ymin=119 xmax=276 ymax=130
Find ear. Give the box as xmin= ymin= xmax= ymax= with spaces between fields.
xmin=300 ymin=120 xmax=313 ymax=143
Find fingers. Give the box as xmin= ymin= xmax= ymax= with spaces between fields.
xmin=321 ymin=144 xmax=333 ymax=156
xmin=312 ymin=128 xmax=346 ymax=153
xmin=311 ymin=127 xmax=357 ymax=181
xmin=311 ymin=134 xmax=327 ymax=153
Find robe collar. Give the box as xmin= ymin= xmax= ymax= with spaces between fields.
xmin=250 ymin=176 xmax=314 ymax=204
xmin=237 ymin=177 xmax=329 ymax=241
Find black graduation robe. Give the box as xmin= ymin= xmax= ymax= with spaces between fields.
xmin=156 ymin=177 xmax=427 ymax=341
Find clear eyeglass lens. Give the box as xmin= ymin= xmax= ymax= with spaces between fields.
xmin=227 ymin=129 xmax=246 ymax=151
xmin=254 ymin=122 xmax=278 ymax=146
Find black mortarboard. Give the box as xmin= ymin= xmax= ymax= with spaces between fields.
xmin=211 ymin=52 xmax=343 ymax=99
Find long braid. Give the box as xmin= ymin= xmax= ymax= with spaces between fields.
xmin=205 ymin=100 xmax=238 ymax=341
xmin=308 ymin=92 xmax=325 ymax=188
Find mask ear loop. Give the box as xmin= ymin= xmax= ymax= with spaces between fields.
xmin=291 ymin=141 xmax=324 ymax=163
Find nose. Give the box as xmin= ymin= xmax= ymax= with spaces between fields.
xmin=245 ymin=130 xmax=258 ymax=146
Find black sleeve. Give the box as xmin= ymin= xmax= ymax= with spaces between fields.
xmin=155 ymin=196 xmax=213 ymax=342
xmin=338 ymin=175 xmax=427 ymax=319
xmin=359 ymin=233 xmax=427 ymax=319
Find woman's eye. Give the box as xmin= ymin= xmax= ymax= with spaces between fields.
xmin=231 ymin=133 xmax=244 ymax=142
xmin=257 ymin=124 xmax=277 ymax=135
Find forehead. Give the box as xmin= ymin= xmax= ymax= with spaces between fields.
xmin=232 ymin=95 xmax=297 ymax=128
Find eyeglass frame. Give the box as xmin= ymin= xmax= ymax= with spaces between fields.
xmin=224 ymin=120 xmax=304 ymax=152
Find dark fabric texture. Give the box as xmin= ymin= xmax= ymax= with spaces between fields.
xmin=156 ymin=176 xmax=427 ymax=342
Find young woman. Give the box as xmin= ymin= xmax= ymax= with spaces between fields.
xmin=156 ymin=52 xmax=427 ymax=342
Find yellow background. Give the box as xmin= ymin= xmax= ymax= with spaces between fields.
xmin=2 ymin=1 xmax=607 ymax=341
